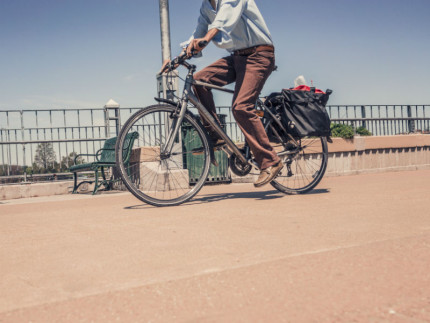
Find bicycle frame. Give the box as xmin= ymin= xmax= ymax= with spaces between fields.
xmin=162 ymin=64 xmax=249 ymax=165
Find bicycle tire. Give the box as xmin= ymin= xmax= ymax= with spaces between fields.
xmin=270 ymin=136 xmax=328 ymax=194
xmin=115 ymin=104 xmax=211 ymax=207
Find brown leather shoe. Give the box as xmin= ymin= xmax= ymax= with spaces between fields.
xmin=254 ymin=161 xmax=284 ymax=188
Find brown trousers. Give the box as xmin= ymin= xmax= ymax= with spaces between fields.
xmin=193 ymin=50 xmax=280 ymax=170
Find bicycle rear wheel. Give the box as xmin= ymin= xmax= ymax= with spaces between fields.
xmin=270 ymin=136 xmax=328 ymax=194
xmin=116 ymin=105 xmax=211 ymax=207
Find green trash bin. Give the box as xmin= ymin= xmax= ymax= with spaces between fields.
xmin=182 ymin=114 xmax=231 ymax=184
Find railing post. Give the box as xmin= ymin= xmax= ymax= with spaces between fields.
xmin=407 ymin=105 xmax=415 ymax=133
xmin=20 ymin=110 xmax=26 ymax=175
xmin=103 ymin=99 xmax=121 ymax=188
xmin=6 ymin=112 xmax=11 ymax=177
xmin=361 ymin=106 xmax=366 ymax=129
xmin=104 ymin=99 xmax=121 ymax=137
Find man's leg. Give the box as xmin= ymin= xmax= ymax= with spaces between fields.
xmin=193 ymin=56 xmax=236 ymax=140
xmin=232 ymin=51 xmax=280 ymax=170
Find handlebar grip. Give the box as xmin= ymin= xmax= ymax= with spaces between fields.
xmin=198 ymin=40 xmax=208 ymax=48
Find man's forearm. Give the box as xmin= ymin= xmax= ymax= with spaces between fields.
xmin=186 ymin=28 xmax=219 ymax=57
xmin=203 ymin=28 xmax=219 ymax=43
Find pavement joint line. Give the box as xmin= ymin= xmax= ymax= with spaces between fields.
xmin=2 ymin=232 xmax=428 ymax=315
xmin=387 ymin=311 xmax=429 ymax=323
xmin=191 ymin=232 xmax=430 ymax=278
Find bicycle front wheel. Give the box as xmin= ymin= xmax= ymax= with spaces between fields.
xmin=270 ymin=136 xmax=328 ymax=194
xmin=116 ymin=105 xmax=211 ymax=207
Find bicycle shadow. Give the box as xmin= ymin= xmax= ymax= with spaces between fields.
xmin=124 ymin=188 xmax=329 ymax=210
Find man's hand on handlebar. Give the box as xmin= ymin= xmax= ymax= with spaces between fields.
xmin=186 ymin=39 xmax=208 ymax=58
xmin=186 ymin=28 xmax=217 ymax=57
xmin=158 ymin=50 xmax=185 ymax=75
xmin=159 ymin=59 xmax=171 ymax=75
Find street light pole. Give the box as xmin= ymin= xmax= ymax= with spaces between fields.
xmin=159 ymin=0 xmax=171 ymax=63
xmin=158 ymin=0 xmax=182 ymax=169
xmin=158 ymin=0 xmax=178 ymax=100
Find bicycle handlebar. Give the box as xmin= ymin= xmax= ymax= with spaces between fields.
xmin=159 ymin=40 xmax=208 ymax=75
xmin=198 ymin=40 xmax=208 ymax=48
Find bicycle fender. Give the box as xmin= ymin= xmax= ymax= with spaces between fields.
xmin=154 ymin=97 xmax=178 ymax=107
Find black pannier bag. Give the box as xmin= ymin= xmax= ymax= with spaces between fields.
xmin=281 ymin=86 xmax=332 ymax=138
xmin=262 ymin=92 xmax=284 ymax=143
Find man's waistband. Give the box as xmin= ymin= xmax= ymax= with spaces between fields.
xmin=233 ymin=45 xmax=274 ymax=56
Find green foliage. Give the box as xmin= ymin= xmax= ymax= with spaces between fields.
xmin=330 ymin=123 xmax=372 ymax=139
xmin=356 ymin=126 xmax=372 ymax=136
xmin=0 ymin=165 xmax=23 ymax=176
xmin=60 ymin=152 xmax=84 ymax=172
xmin=330 ymin=123 xmax=354 ymax=139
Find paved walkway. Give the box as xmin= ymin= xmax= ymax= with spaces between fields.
xmin=1 ymin=170 xmax=429 ymax=322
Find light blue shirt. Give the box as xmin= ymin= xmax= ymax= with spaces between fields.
xmin=182 ymin=0 xmax=273 ymax=53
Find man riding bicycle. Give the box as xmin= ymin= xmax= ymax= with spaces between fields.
xmin=165 ymin=0 xmax=283 ymax=188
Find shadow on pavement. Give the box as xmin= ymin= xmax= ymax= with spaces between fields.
xmin=124 ymin=188 xmax=329 ymax=210
xmin=304 ymin=188 xmax=330 ymax=195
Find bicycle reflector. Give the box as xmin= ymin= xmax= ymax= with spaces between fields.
xmin=255 ymin=110 xmax=264 ymax=117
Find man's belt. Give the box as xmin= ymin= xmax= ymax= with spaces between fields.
xmin=233 ymin=45 xmax=274 ymax=56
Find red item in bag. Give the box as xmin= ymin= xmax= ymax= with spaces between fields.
xmin=291 ymin=85 xmax=326 ymax=94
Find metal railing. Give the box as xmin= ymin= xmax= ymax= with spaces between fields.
xmin=0 ymin=106 xmax=140 ymax=182
xmin=327 ymin=105 xmax=430 ymax=136
xmin=1 ymin=104 xmax=429 ymax=183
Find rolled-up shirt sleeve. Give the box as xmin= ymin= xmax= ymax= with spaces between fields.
xmin=208 ymin=0 xmax=245 ymax=35
xmin=180 ymin=8 xmax=209 ymax=48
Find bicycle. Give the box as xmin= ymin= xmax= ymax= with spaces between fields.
xmin=115 ymin=50 xmax=328 ymax=207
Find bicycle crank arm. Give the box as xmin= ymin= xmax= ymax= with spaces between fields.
xmin=277 ymin=148 xmax=300 ymax=157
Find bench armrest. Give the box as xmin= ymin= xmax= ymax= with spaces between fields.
xmin=74 ymin=153 xmax=96 ymax=164
xmin=95 ymin=147 xmax=131 ymax=162
xmin=95 ymin=148 xmax=115 ymax=162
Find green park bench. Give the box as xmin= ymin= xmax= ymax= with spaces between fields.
xmin=69 ymin=132 xmax=138 ymax=195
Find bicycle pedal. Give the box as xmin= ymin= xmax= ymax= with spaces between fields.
xmin=214 ymin=144 xmax=225 ymax=151
xmin=191 ymin=147 xmax=205 ymax=155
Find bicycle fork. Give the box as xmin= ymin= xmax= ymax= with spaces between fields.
xmin=160 ymin=97 xmax=189 ymax=159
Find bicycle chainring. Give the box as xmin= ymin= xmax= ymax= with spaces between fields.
xmin=229 ymin=153 xmax=252 ymax=177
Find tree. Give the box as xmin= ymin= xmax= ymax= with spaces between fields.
xmin=60 ymin=152 xmax=84 ymax=172
xmin=34 ymin=143 xmax=57 ymax=171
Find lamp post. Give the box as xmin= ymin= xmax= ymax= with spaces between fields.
xmin=157 ymin=0 xmax=182 ymax=169
xmin=159 ymin=0 xmax=171 ymax=64
xmin=158 ymin=0 xmax=178 ymax=100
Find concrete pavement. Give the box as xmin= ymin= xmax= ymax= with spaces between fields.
xmin=1 ymin=170 xmax=429 ymax=322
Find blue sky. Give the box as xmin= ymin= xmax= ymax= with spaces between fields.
xmin=1 ymin=0 xmax=429 ymax=110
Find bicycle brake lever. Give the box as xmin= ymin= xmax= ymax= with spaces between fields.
xmin=158 ymin=54 xmax=184 ymax=75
